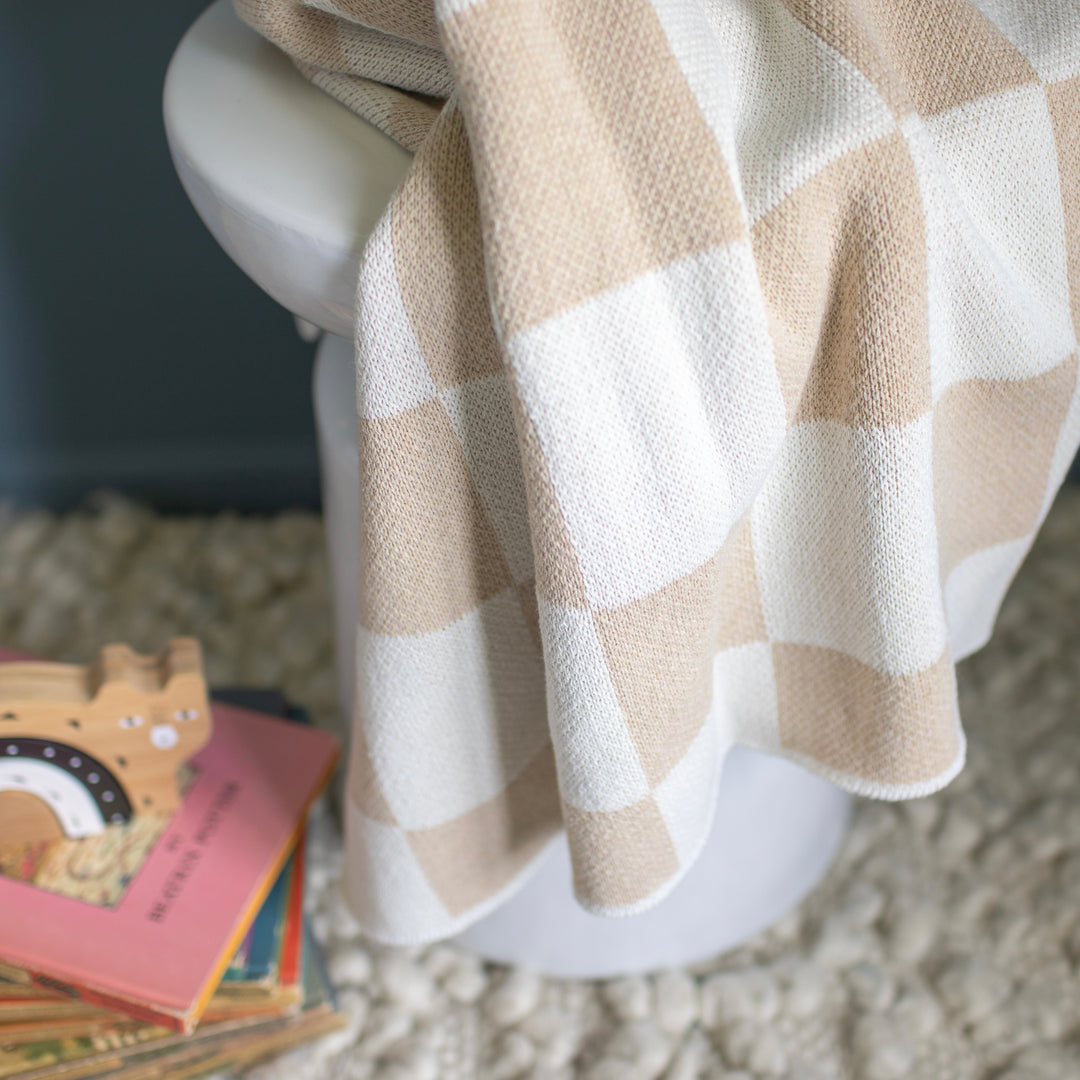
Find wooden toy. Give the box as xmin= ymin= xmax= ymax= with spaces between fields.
xmin=0 ymin=639 xmax=212 ymax=845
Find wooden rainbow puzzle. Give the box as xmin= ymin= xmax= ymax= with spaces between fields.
xmin=0 ymin=639 xmax=212 ymax=846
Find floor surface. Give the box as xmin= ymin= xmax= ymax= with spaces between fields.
xmin=2 ymin=488 xmax=1079 ymax=1080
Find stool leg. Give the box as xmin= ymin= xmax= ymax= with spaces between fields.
xmin=313 ymin=333 xmax=360 ymax=749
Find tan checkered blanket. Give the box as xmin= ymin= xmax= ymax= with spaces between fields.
xmin=235 ymin=0 xmax=1080 ymax=944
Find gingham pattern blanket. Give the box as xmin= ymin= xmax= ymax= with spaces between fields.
xmin=235 ymin=0 xmax=1080 ymax=944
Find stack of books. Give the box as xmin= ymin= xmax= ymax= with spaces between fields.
xmin=0 ymin=649 xmax=344 ymax=1080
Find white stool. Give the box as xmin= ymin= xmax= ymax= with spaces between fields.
xmin=164 ymin=0 xmax=853 ymax=976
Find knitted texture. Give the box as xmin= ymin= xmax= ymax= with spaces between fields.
xmin=234 ymin=0 xmax=1080 ymax=944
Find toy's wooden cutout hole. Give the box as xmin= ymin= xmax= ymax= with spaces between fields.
xmin=143 ymin=796 xmax=152 ymax=806
xmin=67 ymin=719 xmax=80 ymax=729
xmin=1 ymin=713 xmax=15 ymax=721
xmin=116 ymin=756 xmax=128 ymax=768
xmin=0 ymin=790 xmax=65 ymax=846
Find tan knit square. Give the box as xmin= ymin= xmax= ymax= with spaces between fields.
xmin=441 ymin=0 xmax=744 ymax=337
xmin=782 ymin=0 xmax=912 ymax=118
xmin=774 ymin=643 xmax=960 ymax=786
xmin=358 ymin=399 xmax=514 ymax=634
xmin=407 ymin=744 xmax=561 ymax=917
xmin=1046 ymin=76 xmax=1080 ymax=341
xmin=753 ymin=129 xmax=930 ymax=428
xmin=861 ymin=0 xmax=1038 ymax=117
xmin=391 ymin=104 xmax=503 ymax=387
xmin=713 ymin=516 xmax=769 ymax=653
xmin=327 ymin=0 xmax=442 ymax=50
xmin=560 ymin=513 xmax=767 ymax=735
xmin=562 ymin=796 xmax=680 ymax=911
xmin=933 ymin=355 xmax=1078 ymax=575
xmin=593 ymin=555 xmax=725 ymax=789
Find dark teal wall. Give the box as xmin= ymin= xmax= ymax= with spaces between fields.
xmin=0 ymin=5 xmax=1075 ymax=511
xmin=0 ymin=3 xmax=319 ymax=511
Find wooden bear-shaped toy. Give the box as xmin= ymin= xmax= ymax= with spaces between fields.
xmin=0 ymin=639 xmax=212 ymax=846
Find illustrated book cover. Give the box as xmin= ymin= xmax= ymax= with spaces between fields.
xmin=0 ymin=920 xmax=341 ymax=1080
xmin=0 ymin=647 xmax=339 ymax=1033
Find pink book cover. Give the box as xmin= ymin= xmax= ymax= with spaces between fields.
xmin=0 ymin=647 xmax=339 ymax=1032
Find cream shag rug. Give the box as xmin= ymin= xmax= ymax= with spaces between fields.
xmin=2 ymin=489 xmax=1079 ymax=1080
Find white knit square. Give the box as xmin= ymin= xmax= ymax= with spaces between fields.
xmin=927 ymin=86 xmax=1073 ymax=353
xmin=355 ymin=216 xmax=438 ymax=420
xmin=904 ymin=91 xmax=1075 ymax=404
xmin=439 ymin=374 xmax=535 ymax=585
xmin=751 ymin=415 xmax=948 ymax=677
xmin=944 ymin=535 xmax=1034 ymax=661
xmin=652 ymin=718 xmax=724 ymax=867
xmin=973 ymin=0 xmax=1080 ymax=83
xmin=356 ymin=588 xmax=548 ymax=829
xmin=343 ymin=803 xmax=451 ymax=944
xmin=712 ymin=640 xmax=780 ymax=751
xmin=435 ymin=0 xmax=492 ymax=21
xmin=538 ymin=598 xmax=652 ymax=813
xmin=700 ymin=0 xmax=896 ymax=224
xmin=508 ymin=240 xmax=785 ymax=611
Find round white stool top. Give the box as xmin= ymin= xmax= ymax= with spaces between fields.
xmin=163 ymin=0 xmax=412 ymax=340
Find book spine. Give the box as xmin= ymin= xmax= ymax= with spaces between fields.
xmin=244 ymin=854 xmax=293 ymax=981
xmin=277 ymin=832 xmax=307 ymax=988
xmin=2 ymin=962 xmax=189 ymax=1033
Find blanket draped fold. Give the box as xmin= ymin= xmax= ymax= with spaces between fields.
xmin=235 ymin=0 xmax=1080 ymax=944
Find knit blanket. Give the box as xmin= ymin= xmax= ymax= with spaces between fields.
xmin=234 ymin=0 xmax=1080 ymax=946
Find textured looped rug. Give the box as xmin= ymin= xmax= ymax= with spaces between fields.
xmin=1 ymin=488 xmax=1078 ymax=1080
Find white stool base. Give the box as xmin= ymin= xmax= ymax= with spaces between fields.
xmin=314 ymin=333 xmax=853 ymax=976
xmin=454 ymin=745 xmax=851 ymax=977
